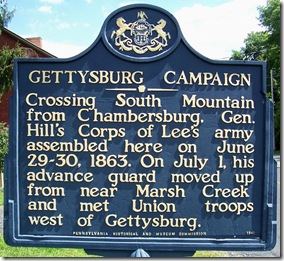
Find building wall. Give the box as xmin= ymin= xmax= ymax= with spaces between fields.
xmin=0 ymin=90 xmax=12 ymax=125
xmin=0 ymin=29 xmax=55 ymax=124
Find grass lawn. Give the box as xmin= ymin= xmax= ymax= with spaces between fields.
xmin=0 ymin=236 xmax=98 ymax=258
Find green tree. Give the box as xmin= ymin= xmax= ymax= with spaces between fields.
xmin=258 ymin=0 xmax=280 ymax=96
xmin=0 ymin=44 xmax=27 ymax=98
xmin=230 ymin=0 xmax=280 ymax=150
xmin=230 ymin=31 xmax=268 ymax=61
xmin=0 ymin=121 xmax=8 ymax=173
xmin=0 ymin=1 xmax=27 ymax=99
xmin=0 ymin=0 xmax=15 ymax=30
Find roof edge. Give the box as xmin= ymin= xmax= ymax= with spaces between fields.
xmin=2 ymin=27 xmax=57 ymax=58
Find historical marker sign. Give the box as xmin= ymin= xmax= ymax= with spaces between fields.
xmin=4 ymin=4 xmax=276 ymax=255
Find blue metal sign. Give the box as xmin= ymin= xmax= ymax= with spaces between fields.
xmin=4 ymin=4 xmax=276 ymax=256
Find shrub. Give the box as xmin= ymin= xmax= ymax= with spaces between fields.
xmin=0 ymin=121 xmax=8 ymax=173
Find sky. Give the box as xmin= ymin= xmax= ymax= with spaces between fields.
xmin=6 ymin=0 xmax=268 ymax=60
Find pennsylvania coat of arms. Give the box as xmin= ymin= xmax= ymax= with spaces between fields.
xmin=111 ymin=11 xmax=171 ymax=54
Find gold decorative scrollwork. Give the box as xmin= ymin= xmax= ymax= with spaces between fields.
xmin=111 ymin=12 xmax=171 ymax=54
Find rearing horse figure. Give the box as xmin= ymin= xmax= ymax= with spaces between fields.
xmin=152 ymin=19 xmax=171 ymax=45
xmin=111 ymin=17 xmax=132 ymax=39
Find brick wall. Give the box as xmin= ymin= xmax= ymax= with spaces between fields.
xmin=0 ymin=29 xmax=55 ymax=124
xmin=0 ymin=90 xmax=12 ymax=123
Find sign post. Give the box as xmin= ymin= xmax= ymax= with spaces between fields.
xmin=4 ymin=4 xmax=277 ymax=257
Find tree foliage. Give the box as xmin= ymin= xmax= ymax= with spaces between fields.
xmin=0 ymin=0 xmax=15 ymax=29
xmin=0 ymin=44 xmax=27 ymax=98
xmin=0 ymin=121 xmax=8 ymax=173
xmin=230 ymin=0 xmax=280 ymax=78
xmin=0 ymin=1 xmax=27 ymax=99
xmin=230 ymin=31 xmax=269 ymax=61
xmin=230 ymin=0 xmax=280 ymax=149
xmin=258 ymin=0 xmax=280 ymax=90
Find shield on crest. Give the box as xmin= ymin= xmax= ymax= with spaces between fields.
xmin=132 ymin=19 xmax=152 ymax=46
